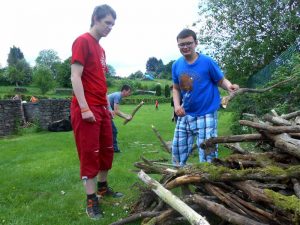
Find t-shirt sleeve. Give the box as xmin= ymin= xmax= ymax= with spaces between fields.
xmin=209 ymin=58 xmax=224 ymax=83
xmin=172 ymin=61 xmax=179 ymax=85
xmin=71 ymin=37 xmax=89 ymax=66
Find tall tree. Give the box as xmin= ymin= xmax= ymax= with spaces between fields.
xmin=35 ymin=49 xmax=61 ymax=78
xmin=56 ymin=57 xmax=71 ymax=88
xmin=196 ymin=0 xmax=300 ymax=85
xmin=7 ymin=46 xmax=24 ymax=66
xmin=146 ymin=57 xmax=165 ymax=77
xmin=106 ymin=64 xmax=116 ymax=77
xmin=6 ymin=59 xmax=32 ymax=86
xmin=33 ymin=66 xmax=56 ymax=94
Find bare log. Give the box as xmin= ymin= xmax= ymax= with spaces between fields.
xmin=263 ymin=114 xmax=293 ymax=126
xmin=281 ymin=110 xmax=300 ymax=120
xmin=223 ymin=143 xmax=248 ymax=154
xmin=265 ymin=133 xmax=300 ymax=159
xmin=110 ymin=211 xmax=161 ymax=225
xmin=138 ymin=170 xmax=210 ymax=225
xmin=239 ymin=120 xmax=300 ymax=134
xmin=292 ymin=178 xmax=300 ymax=198
xmin=190 ymin=194 xmax=268 ymax=225
xmin=151 ymin=125 xmax=171 ymax=153
xmin=221 ymin=77 xmax=294 ymax=108
xmin=123 ymin=101 xmax=144 ymax=125
xmin=201 ymin=134 xmax=266 ymax=149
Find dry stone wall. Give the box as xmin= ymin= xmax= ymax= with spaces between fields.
xmin=0 ymin=99 xmax=71 ymax=136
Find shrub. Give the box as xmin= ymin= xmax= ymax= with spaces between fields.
xmin=155 ymin=84 xmax=161 ymax=96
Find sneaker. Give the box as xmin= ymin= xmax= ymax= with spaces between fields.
xmin=86 ymin=198 xmax=103 ymax=220
xmin=97 ymin=186 xmax=124 ymax=198
xmin=114 ymin=150 xmax=121 ymax=153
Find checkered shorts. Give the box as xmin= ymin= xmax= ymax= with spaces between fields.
xmin=172 ymin=111 xmax=218 ymax=166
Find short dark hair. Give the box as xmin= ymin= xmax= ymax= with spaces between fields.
xmin=177 ymin=29 xmax=197 ymax=42
xmin=121 ymin=84 xmax=131 ymax=91
xmin=90 ymin=4 xmax=116 ymax=28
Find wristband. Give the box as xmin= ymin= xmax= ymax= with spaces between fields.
xmin=81 ymin=107 xmax=90 ymax=113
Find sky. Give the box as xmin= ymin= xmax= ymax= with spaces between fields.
xmin=0 ymin=0 xmax=199 ymax=77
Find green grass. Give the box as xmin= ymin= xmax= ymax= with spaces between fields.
xmin=0 ymin=103 xmax=233 ymax=225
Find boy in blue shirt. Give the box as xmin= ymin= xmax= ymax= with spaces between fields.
xmin=172 ymin=29 xmax=239 ymax=166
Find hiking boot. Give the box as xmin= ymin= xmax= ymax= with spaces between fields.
xmin=86 ymin=198 xmax=103 ymax=220
xmin=97 ymin=186 xmax=124 ymax=198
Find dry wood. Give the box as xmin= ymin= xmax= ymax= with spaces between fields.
xmin=292 ymin=178 xmax=300 ymax=198
xmin=151 ymin=125 xmax=171 ymax=153
xmin=123 ymin=101 xmax=144 ymax=125
xmin=109 ymin=211 xmax=161 ymax=225
xmin=281 ymin=110 xmax=300 ymax=120
xmin=138 ymin=170 xmax=210 ymax=225
xmin=201 ymin=134 xmax=266 ymax=149
xmin=221 ymin=77 xmax=294 ymax=108
xmin=263 ymin=114 xmax=293 ymax=126
xmin=265 ymin=133 xmax=300 ymax=159
xmin=190 ymin=194 xmax=268 ymax=225
xmin=239 ymin=120 xmax=300 ymax=133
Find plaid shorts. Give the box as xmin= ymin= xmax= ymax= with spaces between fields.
xmin=172 ymin=111 xmax=218 ymax=166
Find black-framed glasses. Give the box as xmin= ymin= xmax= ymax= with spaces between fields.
xmin=178 ymin=41 xmax=194 ymax=48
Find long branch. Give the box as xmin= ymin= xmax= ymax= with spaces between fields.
xmin=123 ymin=101 xmax=144 ymax=125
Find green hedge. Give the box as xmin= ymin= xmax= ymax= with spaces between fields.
xmin=121 ymin=97 xmax=171 ymax=105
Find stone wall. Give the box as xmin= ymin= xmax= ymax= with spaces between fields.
xmin=0 ymin=100 xmax=23 ymax=136
xmin=0 ymin=99 xmax=71 ymax=136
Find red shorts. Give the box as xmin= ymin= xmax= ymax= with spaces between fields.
xmin=71 ymin=103 xmax=114 ymax=179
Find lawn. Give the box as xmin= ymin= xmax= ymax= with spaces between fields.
xmin=0 ymin=103 xmax=233 ymax=225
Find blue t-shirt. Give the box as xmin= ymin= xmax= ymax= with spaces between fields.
xmin=172 ymin=53 xmax=224 ymax=116
xmin=108 ymin=92 xmax=122 ymax=110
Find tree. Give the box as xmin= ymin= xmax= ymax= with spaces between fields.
xmin=56 ymin=57 xmax=71 ymax=88
xmin=6 ymin=59 xmax=32 ymax=86
xmin=164 ymin=84 xmax=171 ymax=98
xmin=161 ymin=60 xmax=174 ymax=80
xmin=35 ymin=49 xmax=61 ymax=79
xmin=155 ymin=83 xmax=162 ymax=96
xmin=7 ymin=46 xmax=24 ymax=66
xmin=146 ymin=57 xmax=164 ymax=77
xmin=196 ymin=0 xmax=300 ymax=85
xmin=106 ymin=64 xmax=116 ymax=77
xmin=128 ymin=70 xmax=144 ymax=79
xmin=33 ymin=66 xmax=56 ymax=94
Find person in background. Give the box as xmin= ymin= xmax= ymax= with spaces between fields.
xmin=70 ymin=4 xmax=123 ymax=221
xmin=155 ymin=99 xmax=159 ymax=110
xmin=171 ymin=29 xmax=239 ymax=166
xmin=108 ymin=84 xmax=132 ymax=153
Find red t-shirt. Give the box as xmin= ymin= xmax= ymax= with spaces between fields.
xmin=71 ymin=33 xmax=108 ymax=106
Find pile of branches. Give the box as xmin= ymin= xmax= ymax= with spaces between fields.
xmin=111 ymin=110 xmax=300 ymax=225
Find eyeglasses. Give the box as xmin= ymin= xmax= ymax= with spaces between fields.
xmin=178 ymin=41 xmax=194 ymax=48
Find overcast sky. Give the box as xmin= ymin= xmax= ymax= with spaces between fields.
xmin=0 ymin=0 xmax=199 ymax=77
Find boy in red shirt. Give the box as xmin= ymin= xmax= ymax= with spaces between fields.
xmin=70 ymin=4 xmax=122 ymax=220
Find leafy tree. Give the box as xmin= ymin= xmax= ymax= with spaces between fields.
xmin=56 ymin=57 xmax=71 ymax=88
xmin=106 ymin=64 xmax=116 ymax=77
xmin=7 ymin=46 xmax=24 ymax=66
xmin=164 ymin=84 xmax=171 ymax=98
xmin=128 ymin=70 xmax=144 ymax=79
xmin=146 ymin=57 xmax=164 ymax=77
xmin=6 ymin=59 xmax=32 ymax=86
xmin=155 ymin=83 xmax=162 ymax=96
xmin=33 ymin=66 xmax=56 ymax=94
xmin=196 ymin=0 xmax=300 ymax=85
xmin=35 ymin=49 xmax=61 ymax=79
xmin=160 ymin=60 xmax=174 ymax=80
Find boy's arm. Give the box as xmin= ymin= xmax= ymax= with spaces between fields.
xmin=71 ymin=63 xmax=95 ymax=122
xmin=218 ymin=78 xmax=239 ymax=92
xmin=173 ymin=84 xmax=185 ymax=116
xmin=114 ymin=103 xmax=132 ymax=120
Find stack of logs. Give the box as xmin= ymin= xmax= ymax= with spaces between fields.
xmin=111 ymin=110 xmax=300 ymax=225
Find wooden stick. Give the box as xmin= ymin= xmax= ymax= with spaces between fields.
xmin=123 ymin=101 xmax=144 ymax=125
xmin=138 ymin=170 xmax=210 ymax=225
xmin=151 ymin=125 xmax=171 ymax=153
xmin=110 ymin=211 xmax=161 ymax=225
xmin=221 ymin=77 xmax=295 ymax=108
xmin=190 ymin=195 xmax=268 ymax=225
